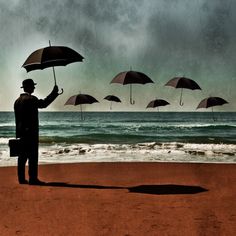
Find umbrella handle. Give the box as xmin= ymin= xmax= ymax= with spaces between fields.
xmin=130 ymin=84 xmax=135 ymax=105
xmin=52 ymin=66 xmax=57 ymax=85
xmin=130 ymin=99 xmax=135 ymax=105
xmin=58 ymin=88 xmax=64 ymax=95
xmin=212 ymin=107 xmax=216 ymax=121
xmin=179 ymin=88 xmax=184 ymax=106
xmin=49 ymin=41 xmax=64 ymax=96
xmin=80 ymin=104 xmax=85 ymax=121
xmin=51 ymin=64 xmax=64 ymax=95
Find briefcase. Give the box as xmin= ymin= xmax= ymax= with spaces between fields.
xmin=8 ymin=139 xmax=22 ymax=157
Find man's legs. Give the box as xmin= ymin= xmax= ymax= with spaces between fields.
xmin=28 ymin=142 xmax=45 ymax=185
xmin=17 ymin=155 xmax=28 ymax=184
xmin=28 ymin=142 xmax=38 ymax=182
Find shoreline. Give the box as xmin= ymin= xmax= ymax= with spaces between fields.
xmin=0 ymin=162 xmax=235 ymax=235
xmin=1 ymin=141 xmax=236 ymax=166
xmin=1 ymin=160 xmax=236 ymax=168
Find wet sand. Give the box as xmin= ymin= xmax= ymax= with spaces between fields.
xmin=0 ymin=162 xmax=235 ymax=235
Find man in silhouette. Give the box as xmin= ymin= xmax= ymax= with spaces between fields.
xmin=14 ymin=79 xmax=59 ymax=185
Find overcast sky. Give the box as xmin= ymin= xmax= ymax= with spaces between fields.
xmin=0 ymin=0 xmax=235 ymax=111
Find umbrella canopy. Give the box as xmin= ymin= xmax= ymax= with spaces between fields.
xmin=65 ymin=94 xmax=99 ymax=120
xmin=104 ymin=95 xmax=121 ymax=110
xmin=165 ymin=77 xmax=201 ymax=106
xmin=146 ymin=99 xmax=170 ymax=109
xmin=196 ymin=97 xmax=228 ymax=109
xmin=65 ymin=94 xmax=98 ymax=105
xmin=22 ymin=42 xmax=84 ymax=94
xmin=23 ymin=46 xmax=84 ymax=72
xmin=165 ymin=77 xmax=201 ymax=90
xmin=111 ymin=71 xmax=153 ymax=85
xmin=104 ymin=95 xmax=121 ymax=103
xmin=196 ymin=96 xmax=228 ymax=121
xmin=110 ymin=70 xmax=154 ymax=104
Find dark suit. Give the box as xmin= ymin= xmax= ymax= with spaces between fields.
xmin=14 ymin=88 xmax=58 ymax=182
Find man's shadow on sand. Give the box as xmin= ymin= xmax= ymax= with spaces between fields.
xmin=43 ymin=182 xmax=208 ymax=195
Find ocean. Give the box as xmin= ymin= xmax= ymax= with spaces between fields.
xmin=0 ymin=111 xmax=236 ymax=166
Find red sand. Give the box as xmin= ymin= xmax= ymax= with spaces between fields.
xmin=0 ymin=162 xmax=235 ymax=235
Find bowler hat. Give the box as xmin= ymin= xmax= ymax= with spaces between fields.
xmin=21 ymin=79 xmax=37 ymax=88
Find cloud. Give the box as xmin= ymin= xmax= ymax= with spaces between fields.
xmin=0 ymin=0 xmax=235 ymax=111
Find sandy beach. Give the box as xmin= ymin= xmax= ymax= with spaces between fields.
xmin=0 ymin=162 xmax=235 ymax=236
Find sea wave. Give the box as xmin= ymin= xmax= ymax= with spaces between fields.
xmin=37 ymin=133 xmax=236 ymax=145
xmin=37 ymin=141 xmax=236 ymax=164
xmin=0 ymin=123 xmax=15 ymax=127
xmin=37 ymin=124 xmax=236 ymax=138
xmin=1 ymin=141 xmax=236 ymax=166
xmin=39 ymin=123 xmax=236 ymax=128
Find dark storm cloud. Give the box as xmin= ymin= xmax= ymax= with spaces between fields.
xmin=2 ymin=0 xmax=235 ymax=66
xmin=201 ymin=1 xmax=233 ymax=55
xmin=3 ymin=0 xmax=143 ymax=54
xmin=0 ymin=0 xmax=235 ymax=110
xmin=20 ymin=0 xmax=144 ymax=71
xmin=144 ymin=0 xmax=235 ymax=60
xmin=136 ymin=0 xmax=236 ymax=94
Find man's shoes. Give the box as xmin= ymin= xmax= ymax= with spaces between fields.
xmin=19 ymin=179 xmax=29 ymax=185
xmin=29 ymin=179 xmax=46 ymax=186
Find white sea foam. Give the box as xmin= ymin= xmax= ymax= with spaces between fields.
xmin=1 ymin=142 xmax=236 ymax=166
xmin=0 ymin=149 xmax=17 ymax=166
xmin=0 ymin=137 xmax=13 ymax=144
xmin=0 ymin=123 xmax=15 ymax=127
xmin=36 ymin=142 xmax=236 ymax=165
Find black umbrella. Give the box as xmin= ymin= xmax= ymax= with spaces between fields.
xmin=65 ymin=94 xmax=99 ymax=120
xmin=196 ymin=96 xmax=228 ymax=120
xmin=110 ymin=70 xmax=154 ymax=105
xmin=146 ymin=99 xmax=170 ymax=111
xmin=197 ymin=97 xmax=228 ymax=109
xmin=22 ymin=41 xmax=84 ymax=93
xmin=165 ymin=77 xmax=201 ymax=106
xmin=104 ymin=95 xmax=121 ymax=110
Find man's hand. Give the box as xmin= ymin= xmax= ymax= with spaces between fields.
xmin=53 ymin=85 xmax=64 ymax=95
xmin=53 ymin=85 xmax=59 ymax=93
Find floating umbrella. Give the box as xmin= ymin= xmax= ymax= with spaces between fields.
xmin=110 ymin=70 xmax=154 ymax=105
xmin=146 ymin=99 xmax=170 ymax=111
xmin=104 ymin=95 xmax=121 ymax=110
xmin=65 ymin=94 xmax=99 ymax=120
xmin=196 ymin=96 xmax=228 ymax=120
xmin=165 ymin=77 xmax=201 ymax=106
xmin=22 ymin=41 xmax=84 ymax=94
